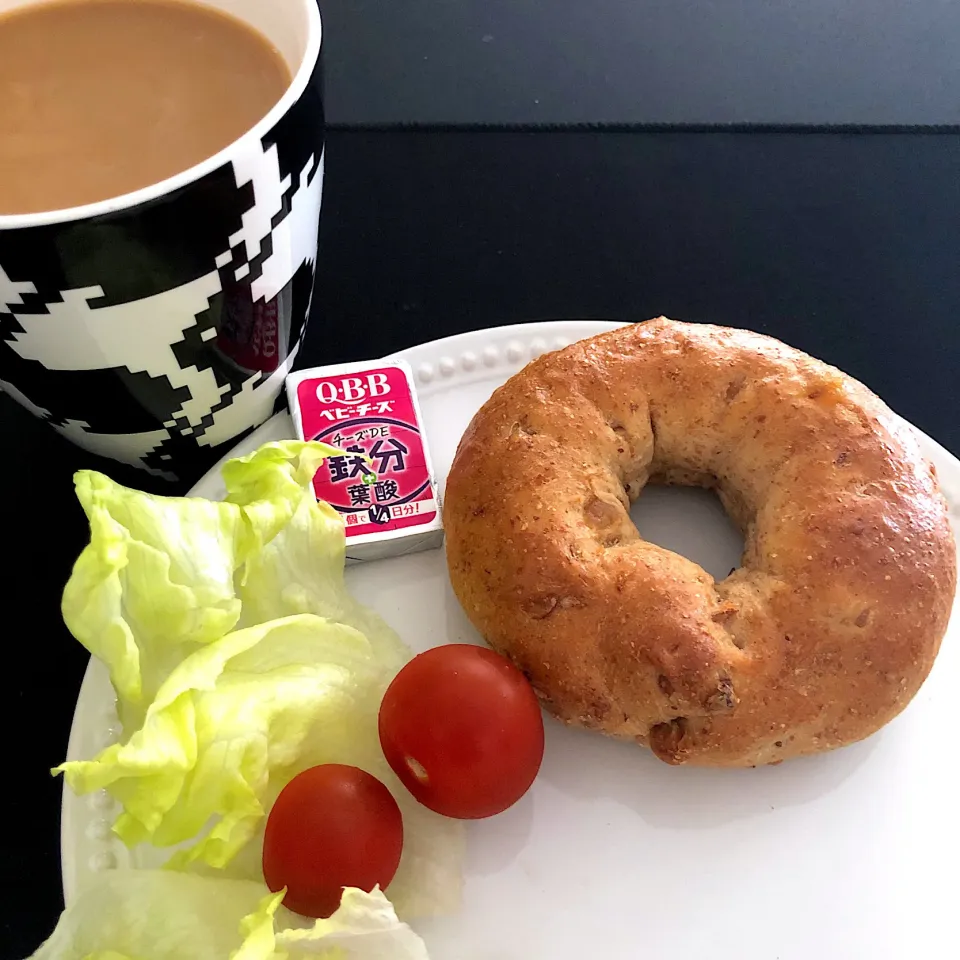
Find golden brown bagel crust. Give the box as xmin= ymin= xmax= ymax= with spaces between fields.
xmin=443 ymin=319 xmax=957 ymax=767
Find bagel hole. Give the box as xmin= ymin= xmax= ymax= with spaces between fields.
xmin=629 ymin=485 xmax=744 ymax=581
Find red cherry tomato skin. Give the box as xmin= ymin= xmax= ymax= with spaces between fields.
xmin=262 ymin=764 xmax=403 ymax=919
xmin=378 ymin=644 xmax=545 ymax=819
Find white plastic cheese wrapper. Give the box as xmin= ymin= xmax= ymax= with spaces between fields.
xmin=286 ymin=358 xmax=444 ymax=563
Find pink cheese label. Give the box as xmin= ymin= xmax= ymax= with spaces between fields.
xmin=295 ymin=366 xmax=438 ymax=536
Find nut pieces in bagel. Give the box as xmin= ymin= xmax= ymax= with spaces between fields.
xmin=443 ymin=318 xmax=957 ymax=768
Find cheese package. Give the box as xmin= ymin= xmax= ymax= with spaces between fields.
xmin=285 ymin=358 xmax=444 ymax=563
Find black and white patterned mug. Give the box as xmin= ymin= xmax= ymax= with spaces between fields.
xmin=0 ymin=0 xmax=323 ymax=481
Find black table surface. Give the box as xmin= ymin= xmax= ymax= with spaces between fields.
xmin=322 ymin=0 xmax=960 ymax=126
xmin=5 ymin=128 xmax=959 ymax=956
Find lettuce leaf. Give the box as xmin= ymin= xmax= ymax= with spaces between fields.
xmin=27 ymin=871 xmax=427 ymax=960
xmin=61 ymin=442 xmax=337 ymax=732
xmin=232 ymin=464 xmax=408 ymax=673
xmin=57 ymin=441 xmax=462 ymax=919
xmin=276 ymin=887 xmax=430 ymax=959
xmin=56 ymin=615 xmax=382 ymax=866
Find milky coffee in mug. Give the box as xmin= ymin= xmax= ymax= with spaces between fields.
xmin=0 ymin=0 xmax=291 ymax=215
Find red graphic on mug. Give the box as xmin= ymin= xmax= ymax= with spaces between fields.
xmin=216 ymin=288 xmax=284 ymax=374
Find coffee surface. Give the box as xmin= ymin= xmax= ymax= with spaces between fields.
xmin=0 ymin=0 xmax=291 ymax=215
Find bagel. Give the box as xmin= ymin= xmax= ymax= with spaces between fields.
xmin=443 ymin=319 xmax=956 ymax=767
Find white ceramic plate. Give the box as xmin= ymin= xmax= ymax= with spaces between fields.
xmin=62 ymin=321 xmax=960 ymax=959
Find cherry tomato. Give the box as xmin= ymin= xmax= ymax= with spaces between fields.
xmin=262 ymin=764 xmax=403 ymax=918
xmin=378 ymin=644 xmax=544 ymax=819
